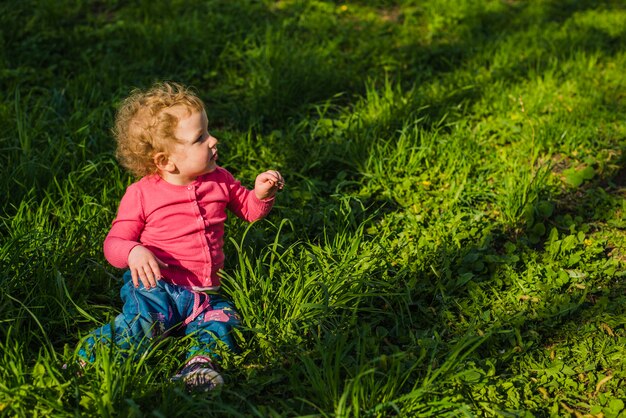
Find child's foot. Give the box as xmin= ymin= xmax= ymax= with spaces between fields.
xmin=171 ymin=356 xmax=224 ymax=391
xmin=62 ymin=358 xmax=88 ymax=377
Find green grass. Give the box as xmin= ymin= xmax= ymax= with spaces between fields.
xmin=1 ymin=0 xmax=626 ymax=416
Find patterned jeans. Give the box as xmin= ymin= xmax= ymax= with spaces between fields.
xmin=78 ymin=270 xmax=240 ymax=362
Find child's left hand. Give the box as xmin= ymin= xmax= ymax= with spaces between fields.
xmin=255 ymin=170 xmax=284 ymax=200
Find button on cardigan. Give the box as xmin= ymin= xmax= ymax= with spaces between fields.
xmin=103 ymin=167 xmax=274 ymax=290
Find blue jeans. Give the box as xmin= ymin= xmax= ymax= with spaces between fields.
xmin=79 ymin=271 xmax=240 ymax=362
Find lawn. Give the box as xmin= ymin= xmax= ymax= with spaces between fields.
xmin=1 ymin=0 xmax=626 ymax=416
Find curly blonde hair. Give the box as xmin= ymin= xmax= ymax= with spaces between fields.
xmin=113 ymin=82 xmax=205 ymax=178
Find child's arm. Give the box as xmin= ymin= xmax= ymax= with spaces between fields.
xmin=225 ymin=169 xmax=283 ymax=221
xmin=104 ymin=185 xmax=167 ymax=289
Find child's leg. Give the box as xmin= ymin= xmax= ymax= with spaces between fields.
xmin=184 ymin=294 xmax=241 ymax=360
xmin=171 ymin=295 xmax=240 ymax=390
xmin=78 ymin=271 xmax=190 ymax=362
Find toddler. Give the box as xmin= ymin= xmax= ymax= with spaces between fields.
xmin=79 ymin=82 xmax=283 ymax=391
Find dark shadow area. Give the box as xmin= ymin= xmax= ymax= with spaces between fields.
xmin=2 ymin=0 xmax=623 ymax=220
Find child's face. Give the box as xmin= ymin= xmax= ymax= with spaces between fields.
xmin=167 ymin=107 xmax=219 ymax=184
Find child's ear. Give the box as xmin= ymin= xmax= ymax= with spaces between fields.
xmin=154 ymin=152 xmax=175 ymax=172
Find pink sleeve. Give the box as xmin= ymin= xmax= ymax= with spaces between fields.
xmin=225 ymin=172 xmax=274 ymax=222
xmin=103 ymin=185 xmax=145 ymax=268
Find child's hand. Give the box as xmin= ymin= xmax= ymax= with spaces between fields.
xmin=254 ymin=170 xmax=284 ymax=200
xmin=127 ymin=245 xmax=168 ymax=289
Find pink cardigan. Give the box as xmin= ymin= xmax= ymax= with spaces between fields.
xmin=103 ymin=167 xmax=274 ymax=290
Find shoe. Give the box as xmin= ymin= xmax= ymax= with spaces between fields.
xmin=171 ymin=356 xmax=224 ymax=391
xmin=62 ymin=358 xmax=88 ymax=377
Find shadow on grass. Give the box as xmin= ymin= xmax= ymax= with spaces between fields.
xmin=2 ymin=0 xmax=623 ymax=210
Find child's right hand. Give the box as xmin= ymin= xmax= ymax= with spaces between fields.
xmin=127 ymin=245 xmax=168 ymax=289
